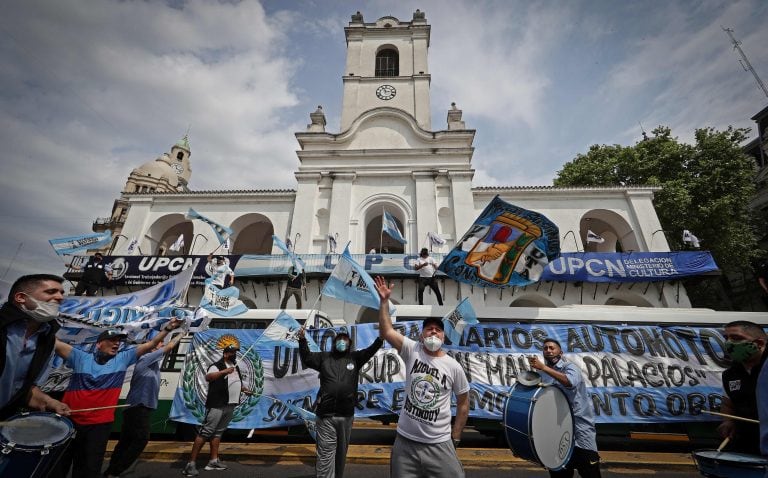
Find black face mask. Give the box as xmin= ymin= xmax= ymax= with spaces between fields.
xmin=94 ymin=350 xmax=113 ymax=365
xmin=545 ymin=354 xmax=562 ymax=366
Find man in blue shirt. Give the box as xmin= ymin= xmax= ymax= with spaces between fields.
xmin=0 ymin=274 xmax=70 ymax=419
xmin=529 ymin=338 xmax=601 ymax=478
xmin=103 ymin=329 xmax=184 ymax=477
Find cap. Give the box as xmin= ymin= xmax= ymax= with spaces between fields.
xmin=422 ymin=317 xmax=444 ymax=331
xmin=223 ymin=344 xmax=240 ymax=353
xmin=97 ymin=329 xmax=127 ymax=342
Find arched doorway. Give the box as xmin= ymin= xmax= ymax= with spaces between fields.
xmin=365 ymin=213 xmax=406 ymax=253
xmin=231 ymin=214 xmax=274 ymax=254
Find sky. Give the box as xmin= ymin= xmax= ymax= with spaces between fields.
xmin=1 ymin=0 xmax=767 ymax=285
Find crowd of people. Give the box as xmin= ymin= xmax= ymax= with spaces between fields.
xmin=1 ymin=271 xmax=767 ymax=478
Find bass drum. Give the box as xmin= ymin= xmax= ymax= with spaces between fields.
xmin=503 ymin=383 xmax=574 ymax=471
xmin=0 ymin=412 xmax=75 ymax=478
xmin=692 ymin=450 xmax=768 ymax=478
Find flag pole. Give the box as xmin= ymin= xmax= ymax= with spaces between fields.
xmin=379 ymin=207 xmax=385 ymax=253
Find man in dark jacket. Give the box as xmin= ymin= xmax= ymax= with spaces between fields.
xmin=182 ymin=344 xmax=254 ymax=477
xmin=70 ymin=253 xmax=112 ymax=296
xmin=0 ymin=274 xmax=70 ymax=419
xmin=298 ymin=327 xmax=383 ymax=478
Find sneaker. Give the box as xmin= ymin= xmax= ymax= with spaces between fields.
xmin=182 ymin=462 xmax=199 ymax=477
xmin=204 ymin=460 xmax=227 ymax=471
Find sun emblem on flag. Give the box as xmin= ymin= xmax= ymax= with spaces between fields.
xmin=216 ymin=334 xmax=240 ymax=350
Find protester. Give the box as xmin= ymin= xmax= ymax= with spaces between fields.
xmin=529 ymin=339 xmax=601 ymax=478
xmin=0 ymin=274 xmax=70 ymax=419
xmin=69 ymin=253 xmax=112 ymax=296
xmin=373 ymin=276 xmax=469 ymax=478
xmin=717 ymin=320 xmax=767 ymax=455
xmin=414 ymin=248 xmax=443 ymax=305
xmin=207 ymin=254 xmax=235 ymax=289
xmin=297 ymin=326 xmax=383 ymax=477
xmin=280 ymin=266 xmax=305 ymax=309
xmin=103 ymin=329 xmax=185 ymax=477
xmin=51 ymin=318 xmax=183 ymax=478
xmin=182 ymin=344 xmax=255 ymax=477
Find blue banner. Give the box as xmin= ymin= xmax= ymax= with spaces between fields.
xmin=542 ymin=252 xmax=719 ymax=283
xmin=170 ymin=321 xmax=731 ymax=428
xmin=439 ymin=196 xmax=560 ymax=288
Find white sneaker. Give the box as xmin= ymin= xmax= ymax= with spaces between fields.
xmin=204 ymin=460 xmax=227 ymax=471
xmin=182 ymin=462 xmax=199 ymax=477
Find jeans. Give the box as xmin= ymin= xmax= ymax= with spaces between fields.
xmin=104 ymin=406 xmax=152 ymax=476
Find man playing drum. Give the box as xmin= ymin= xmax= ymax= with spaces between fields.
xmin=529 ymin=338 xmax=601 ymax=478
xmin=718 ymin=320 xmax=767 ymax=455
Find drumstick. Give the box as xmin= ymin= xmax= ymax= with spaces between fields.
xmin=69 ymin=404 xmax=131 ymax=413
xmin=701 ymin=410 xmax=760 ymax=424
xmin=717 ymin=437 xmax=730 ymax=452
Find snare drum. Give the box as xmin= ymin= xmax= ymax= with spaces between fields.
xmin=503 ymin=382 xmax=574 ymax=471
xmin=0 ymin=412 xmax=75 ymax=478
xmin=692 ymin=450 xmax=768 ymax=478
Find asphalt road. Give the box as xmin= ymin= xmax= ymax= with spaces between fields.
xmin=115 ymin=460 xmax=704 ymax=477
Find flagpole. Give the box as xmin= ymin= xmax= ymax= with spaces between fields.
xmin=379 ymin=207 xmax=384 ymax=253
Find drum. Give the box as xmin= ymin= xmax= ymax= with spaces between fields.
xmin=0 ymin=412 xmax=75 ymax=478
xmin=692 ymin=450 xmax=768 ymax=478
xmin=503 ymin=382 xmax=574 ymax=470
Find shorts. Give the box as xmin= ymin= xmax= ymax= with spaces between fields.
xmin=198 ymin=404 xmax=236 ymax=439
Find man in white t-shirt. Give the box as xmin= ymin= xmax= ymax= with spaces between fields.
xmin=414 ymin=248 xmax=443 ymax=305
xmin=207 ymin=254 xmax=235 ymax=289
xmin=374 ymin=276 xmax=469 ymax=477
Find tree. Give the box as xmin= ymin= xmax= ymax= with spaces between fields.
xmin=554 ymin=126 xmax=760 ymax=309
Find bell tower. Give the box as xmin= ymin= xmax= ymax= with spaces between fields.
xmin=340 ymin=10 xmax=431 ymax=131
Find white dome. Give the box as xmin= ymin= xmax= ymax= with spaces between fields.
xmin=134 ymin=159 xmax=179 ymax=187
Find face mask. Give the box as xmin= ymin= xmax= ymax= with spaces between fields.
xmin=423 ymin=335 xmax=443 ymax=352
xmin=725 ymin=340 xmax=759 ymax=363
xmin=21 ymin=295 xmax=60 ymax=323
xmin=545 ymin=354 xmax=562 ymax=366
xmin=335 ymin=340 xmax=348 ymax=353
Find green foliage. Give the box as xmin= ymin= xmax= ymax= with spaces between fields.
xmin=554 ymin=125 xmax=760 ymax=308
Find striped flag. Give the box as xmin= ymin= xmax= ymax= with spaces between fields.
xmin=382 ymin=211 xmax=406 ymax=244
xmin=322 ymin=245 xmax=394 ymax=313
xmin=272 ymin=235 xmax=306 ymax=274
xmin=185 ymin=208 xmax=233 ymax=245
xmin=49 ymin=231 xmax=113 ymax=256
xmin=442 ymin=298 xmax=478 ymax=345
xmin=586 ymin=230 xmax=605 ymax=244
xmin=257 ymin=311 xmax=319 ymax=351
xmin=427 ymin=232 xmax=446 ymax=247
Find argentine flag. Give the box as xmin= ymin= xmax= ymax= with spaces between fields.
xmin=49 ymin=231 xmax=113 ymax=256
xmin=382 ymin=211 xmax=407 ymax=244
xmin=257 ymin=311 xmax=319 ymax=351
xmin=442 ymin=298 xmax=478 ymax=345
xmin=322 ymin=245 xmax=394 ymax=313
xmin=272 ymin=235 xmax=306 ymax=274
xmin=199 ymin=283 xmax=248 ymax=317
xmin=282 ymin=400 xmax=318 ymax=441
xmin=185 ymin=208 xmax=233 ymax=245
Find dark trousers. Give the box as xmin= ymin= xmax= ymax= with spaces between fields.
xmin=50 ymin=422 xmax=113 ymax=478
xmin=280 ymin=287 xmax=303 ymax=309
xmin=417 ymin=277 xmax=443 ymax=305
xmin=104 ymin=406 xmax=152 ymax=476
xmin=549 ymin=447 xmax=601 ymax=478
xmin=74 ymin=281 xmax=100 ymax=296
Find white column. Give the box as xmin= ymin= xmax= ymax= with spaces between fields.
xmin=448 ymin=171 xmax=476 ymax=239
xmin=328 ymin=173 xmax=356 ymax=251
xmin=413 ymin=171 xmax=438 ymax=252
xmin=290 ymin=172 xmax=321 ymax=254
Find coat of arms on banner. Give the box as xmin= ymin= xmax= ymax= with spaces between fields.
xmin=181 ymin=334 xmax=264 ymax=422
xmin=440 ymin=196 xmax=560 ymax=288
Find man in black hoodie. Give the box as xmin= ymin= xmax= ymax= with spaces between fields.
xmin=298 ymin=327 xmax=383 ymax=478
xmin=0 ymin=274 xmax=70 ymax=419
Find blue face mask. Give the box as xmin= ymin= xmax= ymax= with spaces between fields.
xmin=335 ymin=340 xmax=348 ymax=353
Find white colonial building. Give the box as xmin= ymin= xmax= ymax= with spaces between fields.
xmin=93 ymin=10 xmax=691 ymax=322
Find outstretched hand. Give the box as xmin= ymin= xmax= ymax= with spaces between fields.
xmin=374 ymin=276 xmax=393 ymax=301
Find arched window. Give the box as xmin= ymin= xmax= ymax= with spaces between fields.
xmin=375 ymin=48 xmax=399 ymax=77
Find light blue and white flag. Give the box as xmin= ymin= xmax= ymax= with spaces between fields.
xmin=442 ymin=298 xmax=478 ymax=345
xmin=427 ymin=232 xmax=446 ymax=248
xmin=169 ymin=235 xmax=185 ymax=252
xmin=200 ymin=282 xmax=248 ymax=317
xmin=282 ymin=400 xmax=317 ymax=441
xmin=272 ymin=235 xmax=306 ymax=274
xmin=126 ymin=237 xmax=139 ymax=255
xmin=322 ymin=245 xmax=393 ymax=313
xmin=185 ymin=208 xmax=233 ymax=245
xmin=257 ymin=311 xmax=319 ymax=351
xmin=382 ymin=211 xmax=406 ymax=244
xmin=49 ymin=231 xmax=112 ymax=256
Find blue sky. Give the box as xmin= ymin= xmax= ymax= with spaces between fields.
xmin=1 ymin=0 xmax=766 ymax=285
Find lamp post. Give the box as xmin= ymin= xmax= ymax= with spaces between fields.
xmin=562 ymin=230 xmax=581 ymax=252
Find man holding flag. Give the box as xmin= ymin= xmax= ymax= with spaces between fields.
xmin=374 ymin=276 xmax=469 ymax=478
xmin=414 ymin=248 xmax=443 ymax=306
xmin=297 ymin=327 xmax=383 ymax=478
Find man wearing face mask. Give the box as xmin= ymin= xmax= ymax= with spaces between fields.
xmin=529 ymin=338 xmax=600 ymax=478
xmin=718 ymin=320 xmax=767 ymax=455
xmin=0 ymin=274 xmax=71 ymax=419
xmin=69 ymin=253 xmax=112 ymax=296
xmin=207 ymin=254 xmax=235 ymax=289
xmin=52 ymin=317 xmax=183 ymax=478
xmin=374 ymin=277 xmax=469 ymax=478
xmin=297 ymin=327 xmax=383 ymax=478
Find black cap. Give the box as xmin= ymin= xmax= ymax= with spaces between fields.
xmin=223 ymin=344 xmax=239 ymax=353
xmin=422 ymin=317 xmax=444 ymax=331
xmin=420 ymin=248 xmax=429 ymax=255
xmin=97 ymin=329 xmax=127 ymax=342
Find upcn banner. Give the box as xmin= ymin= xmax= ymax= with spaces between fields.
xmin=170 ymin=321 xmax=731 ymax=429
xmin=84 ymin=251 xmax=717 ymax=286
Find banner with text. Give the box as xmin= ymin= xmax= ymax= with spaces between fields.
xmin=169 ymin=321 xmax=732 ymax=429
